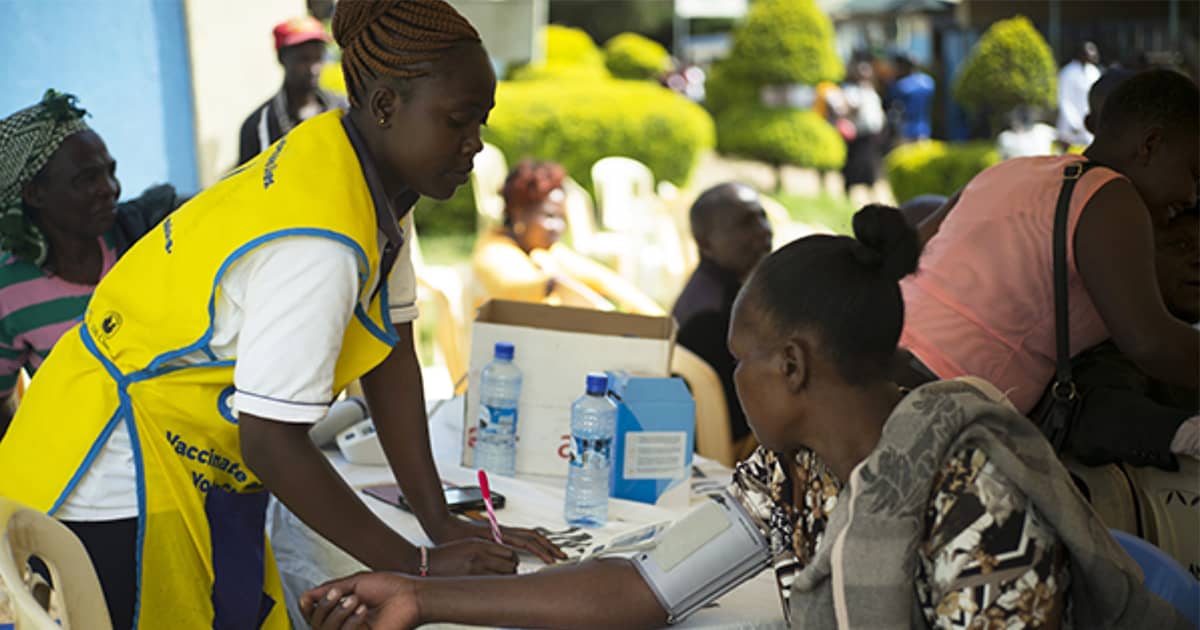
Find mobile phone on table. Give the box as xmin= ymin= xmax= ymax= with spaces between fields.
xmin=363 ymin=483 xmax=505 ymax=514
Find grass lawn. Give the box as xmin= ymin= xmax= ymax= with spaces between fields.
xmin=771 ymin=193 xmax=858 ymax=235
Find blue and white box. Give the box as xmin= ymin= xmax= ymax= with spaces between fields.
xmin=607 ymin=372 xmax=695 ymax=510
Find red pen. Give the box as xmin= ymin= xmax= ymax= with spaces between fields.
xmin=477 ymin=469 xmax=504 ymax=545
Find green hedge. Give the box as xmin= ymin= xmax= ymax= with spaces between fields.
xmin=883 ymin=141 xmax=1000 ymax=204
xmin=485 ymin=79 xmax=715 ymax=193
xmin=603 ymin=32 xmax=671 ymax=81
xmin=716 ymin=106 xmax=845 ymax=171
xmin=953 ymin=16 xmax=1056 ymax=120
xmin=721 ymin=0 xmax=842 ymax=88
xmin=508 ymin=25 xmax=611 ymax=82
xmin=703 ymin=61 xmax=757 ymax=117
xmin=706 ymin=0 xmax=844 ymax=171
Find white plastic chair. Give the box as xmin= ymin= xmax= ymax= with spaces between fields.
xmin=470 ymin=142 xmax=508 ymax=234
xmin=1125 ymin=457 xmax=1200 ymax=578
xmin=561 ymin=177 xmax=628 ymax=270
xmin=0 ymin=497 xmax=111 ymax=630
xmin=591 ymin=156 xmax=656 ymax=233
xmin=408 ymin=229 xmax=469 ymax=395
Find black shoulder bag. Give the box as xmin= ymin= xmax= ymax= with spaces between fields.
xmin=1031 ymin=161 xmax=1188 ymax=471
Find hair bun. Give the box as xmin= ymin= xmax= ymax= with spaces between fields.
xmin=851 ymin=204 xmax=921 ymax=281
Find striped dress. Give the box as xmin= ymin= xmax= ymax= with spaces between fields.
xmin=0 ymin=235 xmax=116 ymax=397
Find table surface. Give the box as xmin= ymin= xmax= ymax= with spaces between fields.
xmin=268 ymin=396 xmax=787 ymax=630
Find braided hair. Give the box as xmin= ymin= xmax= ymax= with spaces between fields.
xmin=332 ymin=0 xmax=481 ymax=108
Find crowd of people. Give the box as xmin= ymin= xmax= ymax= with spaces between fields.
xmin=0 ymin=1 xmax=1196 ymax=629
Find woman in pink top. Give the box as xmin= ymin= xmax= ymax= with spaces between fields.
xmin=901 ymin=69 xmax=1198 ymax=414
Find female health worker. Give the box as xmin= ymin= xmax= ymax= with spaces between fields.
xmin=0 ymin=2 xmax=562 ymax=629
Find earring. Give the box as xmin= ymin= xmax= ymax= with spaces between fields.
xmin=377 ymin=116 xmax=387 ymax=126
xmin=514 ymin=222 xmax=527 ymax=235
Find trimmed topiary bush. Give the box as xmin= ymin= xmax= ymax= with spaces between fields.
xmin=484 ymin=79 xmax=715 ymax=194
xmin=720 ymin=0 xmax=842 ymax=87
xmin=603 ymin=32 xmax=671 ymax=81
xmin=702 ymin=62 xmax=757 ymax=117
xmin=883 ymin=140 xmax=1000 ymax=204
xmin=508 ymin=25 xmax=611 ymax=82
xmin=717 ymin=106 xmax=845 ymax=172
xmin=708 ymin=0 xmax=844 ymax=174
xmin=953 ymin=16 xmax=1057 ymax=122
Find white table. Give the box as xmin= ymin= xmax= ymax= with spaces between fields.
xmin=268 ymin=397 xmax=785 ymax=630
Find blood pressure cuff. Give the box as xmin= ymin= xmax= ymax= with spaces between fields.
xmin=630 ymin=491 xmax=772 ymax=624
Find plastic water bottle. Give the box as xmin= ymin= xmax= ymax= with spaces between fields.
xmin=474 ymin=342 xmax=522 ymax=476
xmin=564 ymin=372 xmax=617 ymax=527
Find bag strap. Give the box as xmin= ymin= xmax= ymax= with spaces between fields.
xmin=1049 ymin=160 xmax=1102 ymax=400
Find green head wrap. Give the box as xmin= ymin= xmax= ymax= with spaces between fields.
xmin=0 ymin=90 xmax=92 ymax=266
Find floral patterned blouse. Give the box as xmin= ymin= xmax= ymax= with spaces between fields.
xmin=730 ymin=446 xmax=1071 ymax=629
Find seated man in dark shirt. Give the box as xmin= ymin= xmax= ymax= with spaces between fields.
xmin=672 ymin=183 xmax=773 ymax=457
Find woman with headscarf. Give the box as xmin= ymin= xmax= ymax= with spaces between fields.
xmin=0 ymin=3 xmax=561 ymax=629
xmin=0 ymin=90 xmax=179 ymax=436
xmin=472 ymin=159 xmax=664 ymax=315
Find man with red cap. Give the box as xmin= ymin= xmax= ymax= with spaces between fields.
xmin=237 ymin=15 xmax=347 ymax=165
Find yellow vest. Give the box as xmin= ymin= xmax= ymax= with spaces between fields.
xmin=0 ymin=111 xmax=398 ymax=629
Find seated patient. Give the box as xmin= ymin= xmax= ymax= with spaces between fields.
xmin=0 ymin=90 xmax=180 ymax=435
xmin=302 ymin=206 xmax=1187 ymax=630
xmin=472 ymin=159 xmax=663 ymax=315
xmin=672 ymin=182 xmax=772 ymax=457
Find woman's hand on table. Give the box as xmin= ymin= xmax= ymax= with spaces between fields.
xmin=301 ymin=572 xmax=418 ymax=630
xmin=428 ymin=538 xmax=519 ymax=575
xmin=434 ymin=517 xmax=567 ymax=564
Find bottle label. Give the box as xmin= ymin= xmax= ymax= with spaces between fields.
xmin=568 ymin=436 xmax=612 ymax=469
xmin=477 ymin=404 xmax=517 ymax=437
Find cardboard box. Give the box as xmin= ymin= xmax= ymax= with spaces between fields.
xmin=607 ymin=372 xmax=694 ymax=510
xmin=462 ymin=300 xmax=675 ymax=477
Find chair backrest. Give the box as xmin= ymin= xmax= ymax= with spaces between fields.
xmin=1062 ymin=457 xmax=1140 ymax=536
xmin=591 ymin=156 xmax=655 ymax=233
xmin=471 ymin=142 xmax=508 ymax=233
xmin=408 ymin=228 xmax=469 ymax=395
xmin=1124 ymin=457 xmax=1200 ymax=580
xmin=671 ymin=346 xmax=734 ymax=467
xmin=1109 ymin=529 xmax=1200 ymax=627
xmin=561 ymin=177 xmax=598 ymax=250
xmin=0 ymin=498 xmax=111 ymax=630
xmin=414 ymin=273 xmax=468 ymax=395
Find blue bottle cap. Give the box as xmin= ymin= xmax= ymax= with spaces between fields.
xmin=585 ymin=372 xmax=608 ymax=395
xmin=494 ymin=342 xmax=514 ymax=360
